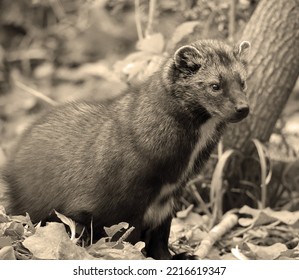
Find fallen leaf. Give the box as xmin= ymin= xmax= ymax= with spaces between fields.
xmin=176 ymin=204 xmax=194 ymax=218
xmin=104 ymin=222 xmax=129 ymax=238
xmin=23 ymin=222 xmax=67 ymax=259
xmin=10 ymin=213 xmax=35 ymax=234
xmin=0 ymin=206 xmax=9 ymax=223
xmin=239 ymin=206 xmax=299 ymax=227
xmin=54 ymin=210 xmax=77 ymax=241
xmin=264 ymin=209 xmax=299 ymax=225
xmin=0 ymin=246 xmax=15 ymax=260
xmin=137 ymin=33 xmax=164 ymax=54
xmin=244 ymin=242 xmax=288 ymax=260
xmin=23 ymin=222 xmax=95 ymax=260
xmin=142 ymin=55 xmax=163 ymax=78
xmin=58 ymin=239 xmax=97 ymax=260
xmin=0 ymin=236 xmax=12 ymax=248
xmin=88 ymin=241 xmax=146 ymax=260
xmin=231 ymin=245 xmax=249 ymax=260
xmin=277 ymin=243 xmax=299 ymax=260
xmin=125 ymin=59 xmax=149 ymax=80
xmin=4 ymin=221 xmax=24 ymax=239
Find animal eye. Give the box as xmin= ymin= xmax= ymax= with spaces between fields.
xmin=211 ymin=84 xmax=221 ymax=91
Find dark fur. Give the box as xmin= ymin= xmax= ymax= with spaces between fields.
xmin=3 ymin=40 xmax=250 ymax=259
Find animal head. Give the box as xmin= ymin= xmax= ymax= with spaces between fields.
xmin=169 ymin=40 xmax=250 ymax=123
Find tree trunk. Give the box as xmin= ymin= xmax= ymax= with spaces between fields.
xmin=223 ymin=0 xmax=299 ymax=153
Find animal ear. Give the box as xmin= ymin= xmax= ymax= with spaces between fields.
xmin=235 ymin=41 xmax=251 ymax=63
xmin=174 ymin=45 xmax=202 ymax=73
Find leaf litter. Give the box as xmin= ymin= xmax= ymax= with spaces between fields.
xmin=0 ymin=202 xmax=299 ymax=260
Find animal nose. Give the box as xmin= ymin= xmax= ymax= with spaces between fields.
xmin=235 ymin=104 xmax=249 ymax=117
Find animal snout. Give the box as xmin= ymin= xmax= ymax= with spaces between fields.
xmin=228 ymin=103 xmax=250 ymax=123
xmin=234 ymin=104 xmax=249 ymax=118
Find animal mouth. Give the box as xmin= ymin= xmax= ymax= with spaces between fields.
xmin=228 ymin=111 xmax=249 ymax=123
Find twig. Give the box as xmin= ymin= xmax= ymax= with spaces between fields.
xmin=210 ymin=149 xmax=235 ymax=227
xmin=134 ymin=0 xmax=143 ymax=40
xmin=194 ymin=213 xmax=238 ymax=259
xmin=146 ymin=0 xmax=156 ymax=36
xmin=252 ymin=139 xmax=270 ymax=209
xmin=116 ymin=226 xmax=135 ymax=244
xmin=90 ymin=217 xmax=93 ymax=246
xmin=186 ymin=174 xmax=204 ymax=186
xmin=14 ymin=80 xmax=58 ymax=106
xmin=217 ymin=140 xmax=223 ymax=158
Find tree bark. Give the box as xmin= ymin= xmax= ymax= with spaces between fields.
xmin=223 ymin=0 xmax=299 ymax=153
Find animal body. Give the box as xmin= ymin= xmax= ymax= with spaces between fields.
xmin=4 ymin=40 xmax=250 ymax=259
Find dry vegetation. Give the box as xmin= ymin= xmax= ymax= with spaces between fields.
xmin=0 ymin=0 xmax=298 ymax=260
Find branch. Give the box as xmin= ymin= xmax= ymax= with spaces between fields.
xmin=14 ymin=80 xmax=58 ymax=106
xmin=194 ymin=213 xmax=238 ymax=259
xmin=146 ymin=0 xmax=156 ymax=36
xmin=134 ymin=0 xmax=143 ymax=40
